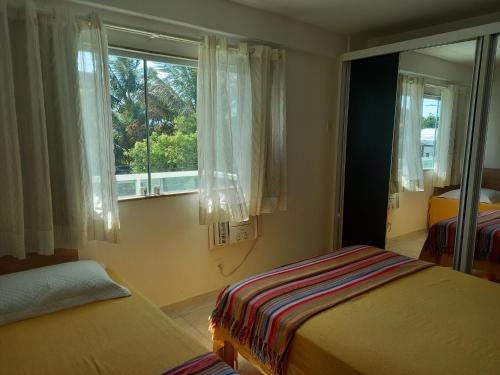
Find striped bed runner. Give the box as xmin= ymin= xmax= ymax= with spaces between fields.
xmin=161 ymin=352 xmax=237 ymax=375
xmin=423 ymin=210 xmax=500 ymax=262
xmin=209 ymin=245 xmax=431 ymax=375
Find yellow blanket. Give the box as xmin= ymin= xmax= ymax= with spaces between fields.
xmin=428 ymin=196 xmax=500 ymax=227
xmin=214 ymin=267 xmax=500 ymax=375
xmin=0 ymin=272 xmax=206 ymax=375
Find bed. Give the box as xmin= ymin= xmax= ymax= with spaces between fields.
xmin=0 ymin=251 xmax=237 ymax=375
xmin=211 ymin=246 xmax=500 ymax=375
xmin=427 ymin=168 xmax=500 ymax=227
xmin=421 ymin=210 xmax=500 ymax=281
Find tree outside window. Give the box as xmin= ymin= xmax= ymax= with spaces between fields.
xmin=108 ymin=53 xmax=198 ymax=197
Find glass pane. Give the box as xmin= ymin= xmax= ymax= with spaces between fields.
xmin=146 ymin=60 xmax=198 ymax=194
xmin=386 ymin=40 xmax=477 ymax=265
xmin=476 ymin=36 xmax=500 ymax=281
xmin=108 ymin=54 xmax=148 ymax=198
xmin=421 ymin=95 xmax=441 ymax=170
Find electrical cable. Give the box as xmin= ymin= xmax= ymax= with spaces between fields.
xmin=217 ymin=238 xmax=259 ymax=277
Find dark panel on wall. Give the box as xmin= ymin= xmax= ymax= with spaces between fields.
xmin=342 ymin=53 xmax=399 ymax=249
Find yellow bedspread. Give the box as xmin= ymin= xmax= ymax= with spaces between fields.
xmin=0 ymin=272 xmax=206 ymax=375
xmin=428 ymin=196 xmax=500 ymax=227
xmin=214 ymin=267 xmax=500 ymax=375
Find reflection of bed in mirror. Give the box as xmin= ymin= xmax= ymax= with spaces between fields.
xmin=427 ymin=168 xmax=500 ymax=226
xmin=420 ymin=168 xmax=500 ymax=281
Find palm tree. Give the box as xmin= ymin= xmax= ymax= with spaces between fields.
xmin=108 ymin=56 xmax=146 ymax=173
xmin=163 ymin=64 xmax=197 ymax=112
xmin=108 ymin=54 xmax=198 ymax=174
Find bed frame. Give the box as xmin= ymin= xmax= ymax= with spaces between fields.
xmin=432 ymin=168 xmax=500 ymax=196
xmin=0 ymin=249 xmax=78 ymax=275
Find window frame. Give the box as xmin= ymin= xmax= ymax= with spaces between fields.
xmin=421 ymin=87 xmax=442 ymax=171
xmin=108 ymin=46 xmax=199 ymax=201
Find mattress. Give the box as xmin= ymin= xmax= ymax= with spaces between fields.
xmin=428 ymin=196 xmax=500 ymax=227
xmin=0 ymin=271 xmax=207 ymax=375
xmin=214 ymin=266 xmax=500 ymax=375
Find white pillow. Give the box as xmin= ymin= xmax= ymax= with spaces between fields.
xmin=0 ymin=260 xmax=130 ymax=326
xmin=439 ymin=188 xmax=500 ymax=204
xmin=439 ymin=189 xmax=461 ymax=200
xmin=480 ymin=188 xmax=500 ymax=204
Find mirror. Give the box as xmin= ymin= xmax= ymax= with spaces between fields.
xmin=385 ymin=40 xmax=477 ymax=264
xmin=474 ymin=37 xmax=500 ymax=281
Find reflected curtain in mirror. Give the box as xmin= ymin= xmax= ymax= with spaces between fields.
xmin=433 ymin=85 xmax=468 ymax=187
xmin=390 ymin=74 xmax=425 ymax=198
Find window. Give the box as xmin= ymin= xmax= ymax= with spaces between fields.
xmin=108 ymin=50 xmax=198 ymax=198
xmin=421 ymin=91 xmax=441 ymax=170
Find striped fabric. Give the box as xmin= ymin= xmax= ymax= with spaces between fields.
xmin=423 ymin=210 xmax=500 ymax=263
xmin=210 ymin=245 xmax=431 ymax=375
xmin=161 ymin=352 xmax=237 ymax=375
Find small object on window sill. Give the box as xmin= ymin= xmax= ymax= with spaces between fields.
xmin=142 ymin=187 xmax=148 ymax=196
xmin=154 ymin=186 xmax=160 ymax=195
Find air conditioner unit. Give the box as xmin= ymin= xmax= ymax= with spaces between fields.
xmin=209 ymin=216 xmax=259 ymax=248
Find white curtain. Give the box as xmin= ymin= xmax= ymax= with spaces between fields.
xmin=433 ymin=85 xmax=456 ymax=187
xmin=391 ymin=74 xmax=425 ymax=194
xmin=0 ymin=1 xmax=119 ymax=259
xmin=197 ymin=37 xmax=286 ymax=225
xmin=249 ymin=46 xmax=287 ymax=214
xmin=78 ymin=14 xmax=120 ymax=243
xmin=433 ymin=85 xmax=468 ymax=187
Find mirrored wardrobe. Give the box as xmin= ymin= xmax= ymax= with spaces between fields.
xmin=338 ymin=29 xmax=500 ymax=280
xmin=387 ymin=40 xmax=476 ymax=259
xmin=473 ymin=38 xmax=500 ymax=281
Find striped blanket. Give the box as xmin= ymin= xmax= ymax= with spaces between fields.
xmin=161 ymin=352 xmax=237 ymax=375
xmin=209 ymin=245 xmax=431 ymax=375
xmin=423 ymin=210 xmax=500 ymax=263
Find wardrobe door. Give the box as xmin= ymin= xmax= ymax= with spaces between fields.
xmin=342 ymin=54 xmax=400 ymax=248
xmin=472 ymin=36 xmax=500 ymax=279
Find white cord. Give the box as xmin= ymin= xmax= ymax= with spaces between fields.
xmin=217 ymin=238 xmax=259 ymax=277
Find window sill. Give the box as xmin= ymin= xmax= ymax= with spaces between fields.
xmin=118 ymin=190 xmax=198 ymax=203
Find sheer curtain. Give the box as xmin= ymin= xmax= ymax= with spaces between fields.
xmin=197 ymin=37 xmax=286 ymax=225
xmin=197 ymin=37 xmax=252 ymax=224
xmin=0 ymin=1 xmax=118 ymax=259
xmin=78 ymin=14 xmax=120 ymax=243
xmin=249 ymin=46 xmax=287 ymax=214
xmin=433 ymin=85 xmax=456 ymax=187
xmin=433 ymin=85 xmax=468 ymax=187
xmin=390 ymin=74 xmax=425 ymax=195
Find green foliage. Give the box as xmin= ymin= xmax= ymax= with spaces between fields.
xmin=174 ymin=113 xmax=197 ymax=134
xmin=126 ymin=131 xmax=198 ymax=173
xmin=108 ymin=55 xmax=198 ymax=174
xmin=422 ymin=114 xmax=438 ymax=129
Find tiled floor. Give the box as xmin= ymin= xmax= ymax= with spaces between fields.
xmin=161 ymin=292 xmax=261 ymax=375
xmin=385 ymin=229 xmax=428 ymax=259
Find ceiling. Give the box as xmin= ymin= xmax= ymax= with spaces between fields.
xmin=230 ymin=0 xmax=500 ymax=35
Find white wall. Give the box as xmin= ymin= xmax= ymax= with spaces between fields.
xmin=75 ymin=0 xmax=343 ymax=306
xmin=386 ymin=171 xmax=434 ymax=239
xmin=399 ymin=51 xmax=472 ymax=84
xmin=70 ymin=0 xmax=346 ymax=58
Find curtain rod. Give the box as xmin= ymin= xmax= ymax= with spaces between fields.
xmin=104 ymin=24 xmax=202 ymax=46
xmin=399 ymin=69 xmax=468 ymax=88
xmin=103 ymin=23 xmax=283 ymax=51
